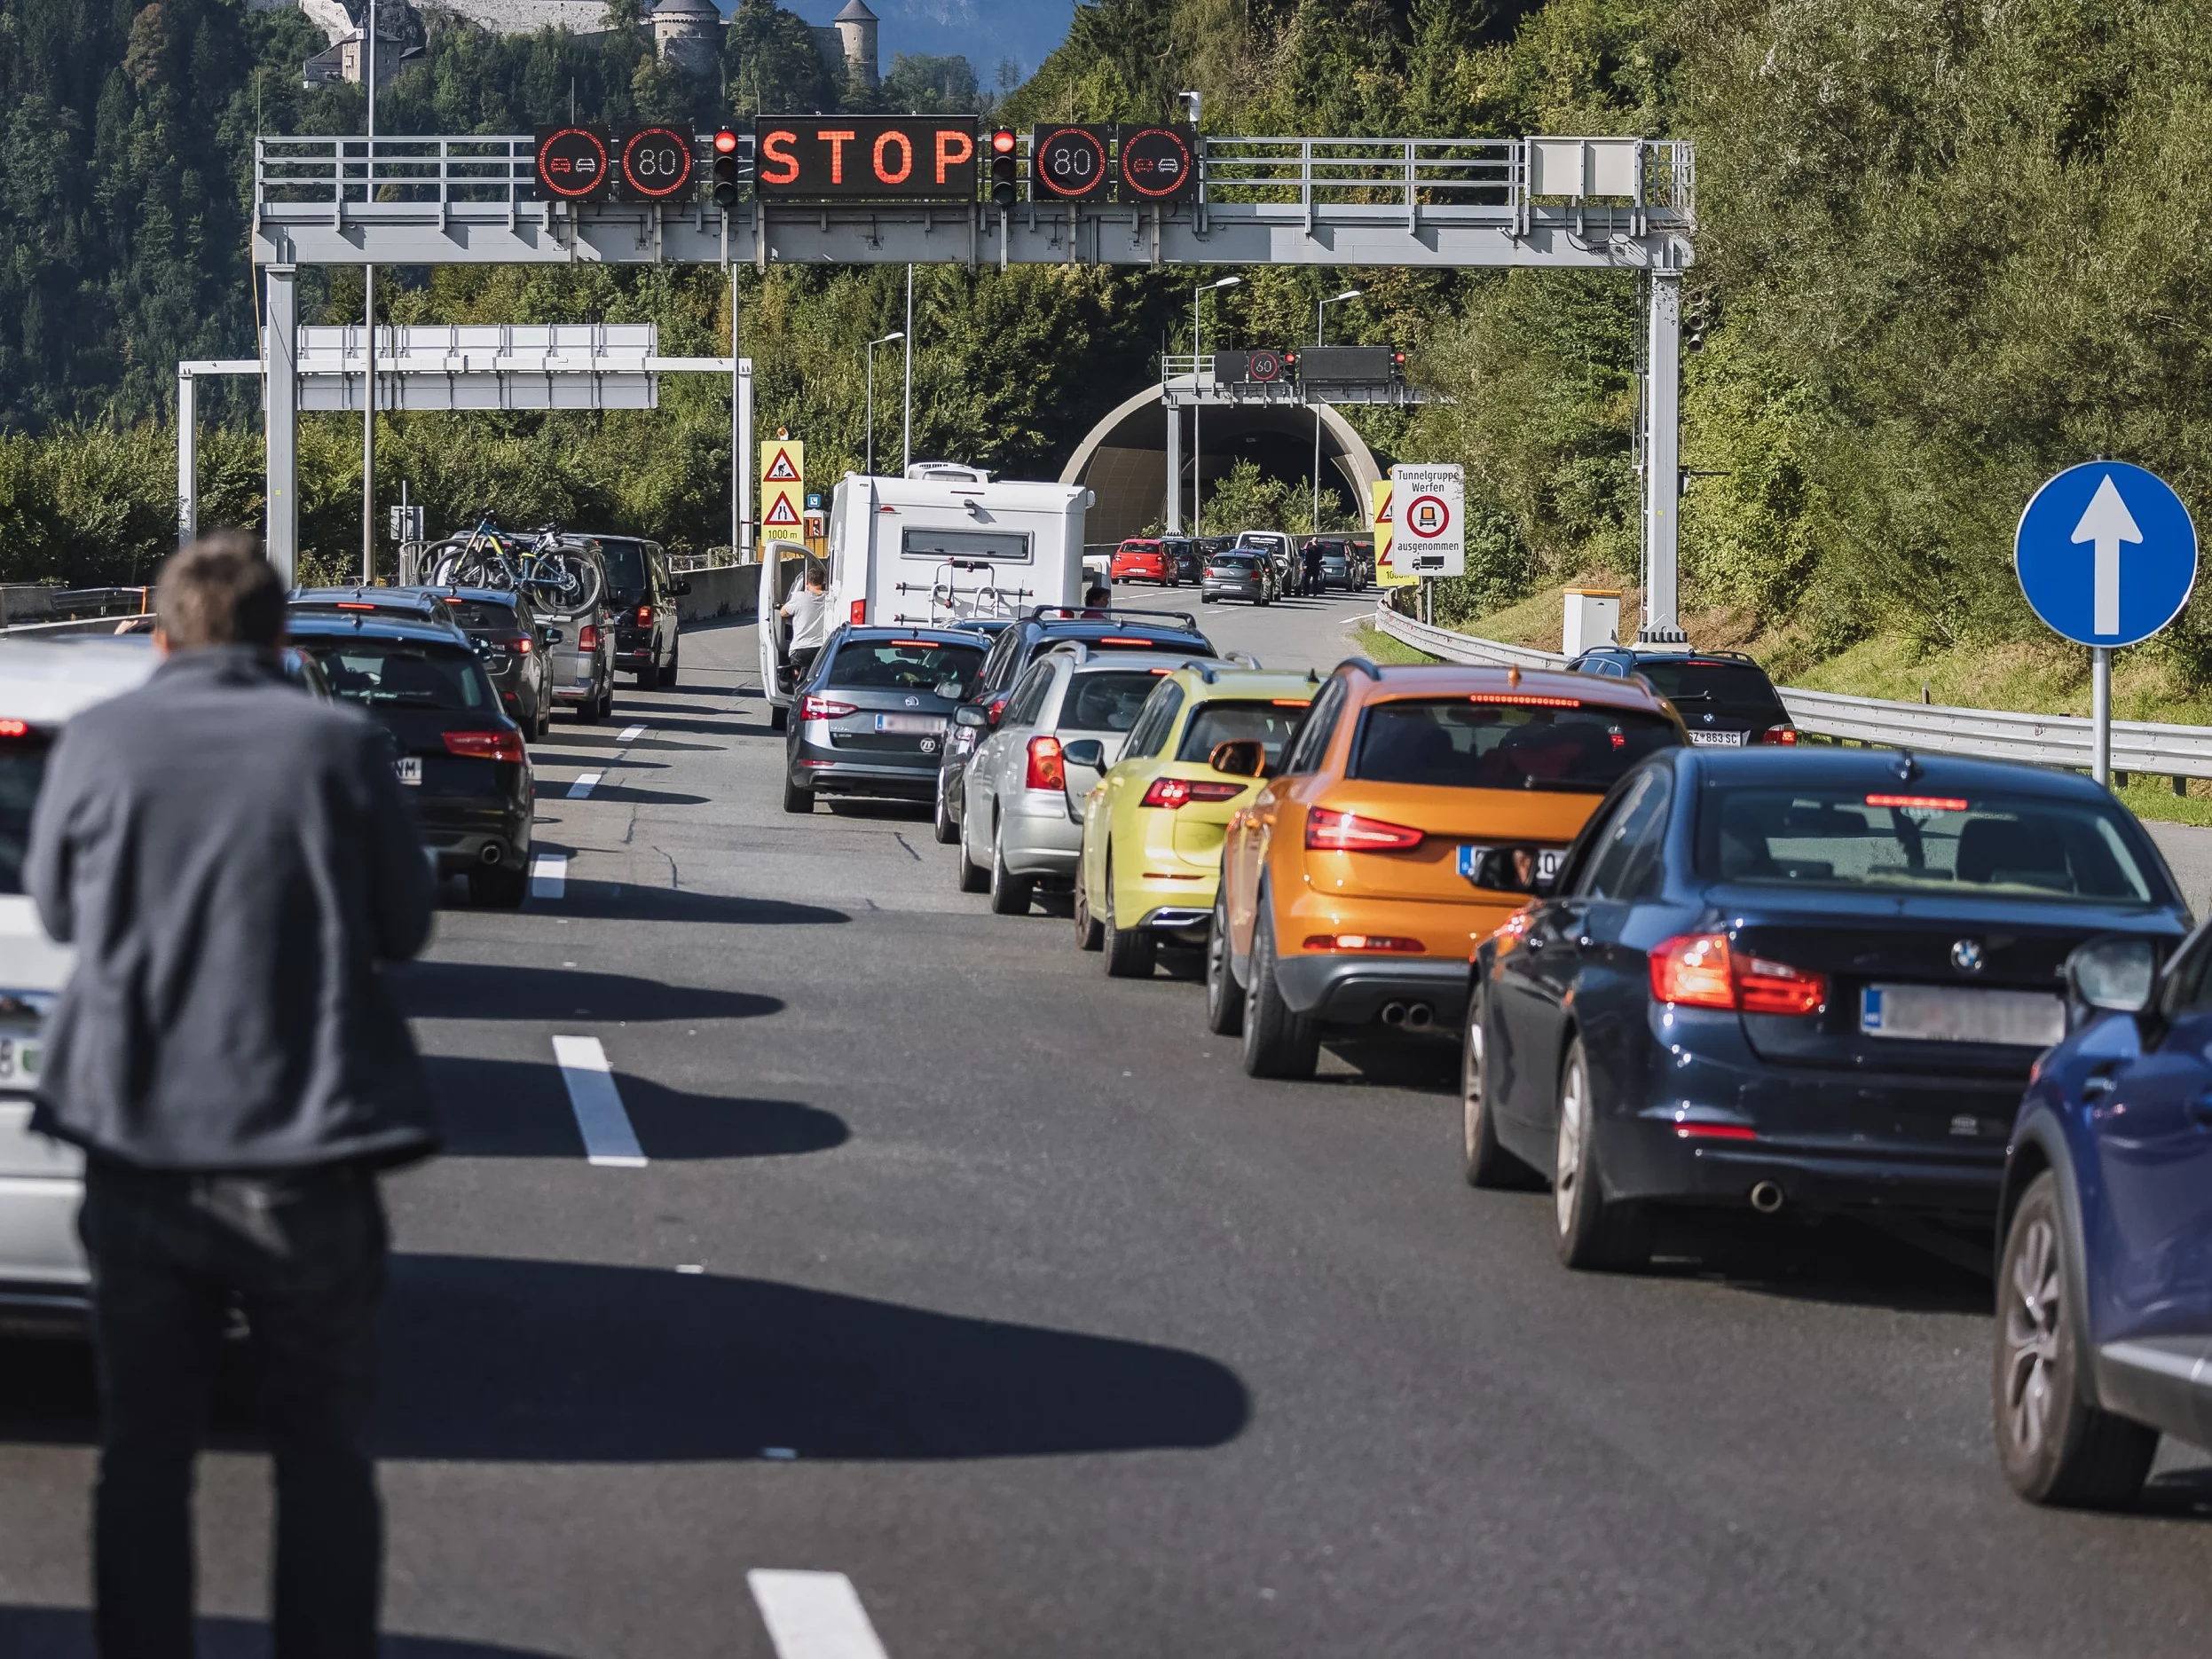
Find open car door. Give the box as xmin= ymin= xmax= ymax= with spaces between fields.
xmin=758 ymin=540 xmax=805 ymax=728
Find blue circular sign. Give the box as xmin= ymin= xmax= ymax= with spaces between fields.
xmin=2015 ymin=460 xmax=2198 ymax=648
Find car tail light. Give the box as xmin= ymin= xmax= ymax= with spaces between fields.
xmin=1866 ymin=793 xmax=1967 ymax=811
xmin=578 ymin=623 xmax=600 ymax=650
xmin=1467 ymin=692 xmax=1580 ymax=707
xmin=1141 ymin=777 xmax=1246 ymax=809
xmin=1303 ymin=934 xmax=1423 ymax=954
xmin=850 ymin=599 xmax=867 ymax=626
xmin=636 ymin=605 xmax=652 ymax=626
xmin=335 ymin=601 xmax=376 ymax=611
xmin=1649 ymin=932 xmax=1827 ymax=1016
xmin=1673 ymin=1121 xmax=1759 ymax=1141
xmin=1760 ymin=725 xmax=1798 ymax=744
xmin=443 ymin=729 xmax=527 ymax=764
xmin=1026 ymin=736 xmax=1067 ymax=791
xmin=1305 ymin=807 xmax=1424 ymax=851
xmin=513 ymin=636 xmax=531 ymax=654
xmin=801 ymin=694 xmax=858 ymax=719
xmin=0 ymin=719 xmax=28 ymax=738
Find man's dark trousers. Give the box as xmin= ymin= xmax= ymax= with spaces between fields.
xmin=81 ymin=1157 xmax=388 ymax=1659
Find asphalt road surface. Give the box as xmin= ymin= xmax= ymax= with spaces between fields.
xmin=3 ymin=588 xmax=2209 ymax=1657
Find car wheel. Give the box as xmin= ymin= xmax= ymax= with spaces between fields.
xmin=1200 ymin=594 xmax=1216 ymax=604
xmin=768 ymin=703 xmax=788 ymax=733
xmin=468 ymin=863 xmax=527 ymax=909
xmin=662 ymin=643 xmax=678 ymax=688
xmin=574 ymin=690 xmax=599 ymax=726
xmin=932 ymin=774 xmax=960 ymax=845
xmin=781 ymin=773 xmax=815 ymax=814
xmin=1203 ymin=886 xmax=1245 ymax=1036
xmin=1552 ymin=1038 xmax=1649 ymax=1270
xmin=988 ymin=819 xmax=1035 ymax=916
xmin=1101 ymin=859 xmax=1156 ymax=979
xmin=1993 ymin=1171 xmax=2160 ymax=1507
xmin=1461 ymin=985 xmax=1535 ymax=1188
xmin=956 ymin=811 xmax=990 ymax=893
xmin=1074 ymin=854 xmax=1105 ymax=950
xmin=636 ymin=657 xmax=660 ymax=690
xmin=1240 ymin=898 xmax=1319 ymax=1079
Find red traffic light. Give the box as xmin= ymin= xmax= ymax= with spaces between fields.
xmin=990 ymin=129 xmax=1018 ymax=155
xmin=714 ymin=130 xmax=738 ymax=154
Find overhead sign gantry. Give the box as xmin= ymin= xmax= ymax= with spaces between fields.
xmin=245 ymin=125 xmax=1695 ymax=641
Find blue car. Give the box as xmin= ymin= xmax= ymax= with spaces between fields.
xmin=1464 ymin=747 xmax=2189 ymax=1271
xmin=1994 ymin=929 xmax=2212 ymax=1506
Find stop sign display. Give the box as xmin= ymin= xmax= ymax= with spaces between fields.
xmin=535 ymin=125 xmax=611 ymax=201
xmin=618 ymin=126 xmax=694 ymax=200
xmin=1030 ymin=125 xmax=1111 ymax=202
xmin=1117 ymin=124 xmax=1198 ymax=202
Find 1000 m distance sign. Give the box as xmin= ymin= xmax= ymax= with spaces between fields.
xmin=753 ymin=117 xmax=978 ymax=200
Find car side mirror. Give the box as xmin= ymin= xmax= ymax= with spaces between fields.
xmin=1210 ymin=739 xmax=1267 ymax=779
xmin=673 ymin=580 xmax=692 ymax=597
xmin=1062 ymin=738 xmax=1106 ymax=770
xmin=2065 ymin=934 xmax=2159 ymax=1024
xmin=953 ymin=706 xmax=988 ymax=729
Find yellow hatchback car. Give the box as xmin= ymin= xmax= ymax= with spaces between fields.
xmin=1073 ymin=665 xmax=1317 ymax=976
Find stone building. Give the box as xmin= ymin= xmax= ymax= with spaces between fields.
xmin=807 ymin=0 xmax=879 ymax=90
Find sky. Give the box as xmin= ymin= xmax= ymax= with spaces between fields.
xmin=751 ymin=1 xmax=1079 ymax=89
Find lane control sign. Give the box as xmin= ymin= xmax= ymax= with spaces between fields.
xmin=2016 ymin=460 xmax=2198 ymax=648
xmin=1389 ymin=463 xmax=1465 ymax=578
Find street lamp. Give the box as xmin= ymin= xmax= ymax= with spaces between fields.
xmin=1193 ymin=276 xmax=1241 ymax=532
xmin=1313 ymin=287 xmax=1362 ymax=531
xmin=865 ymin=331 xmax=905 ymax=476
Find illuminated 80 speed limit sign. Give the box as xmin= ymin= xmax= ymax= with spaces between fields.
xmin=1388 ymin=463 xmax=1465 ymax=577
xmin=1030 ymin=125 xmax=1112 ymax=201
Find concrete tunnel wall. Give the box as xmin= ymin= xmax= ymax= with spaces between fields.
xmin=1059 ymin=381 xmax=1386 ymax=548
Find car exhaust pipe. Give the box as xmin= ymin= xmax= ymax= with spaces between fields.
xmin=1379 ymin=1002 xmax=1407 ymax=1027
xmin=1404 ymin=1002 xmax=1435 ymax=1030
xmin=1748 ymin=1181 xmax=1785 ymax=1215
xmin=480 ymin=845 xmax=504 ymax=866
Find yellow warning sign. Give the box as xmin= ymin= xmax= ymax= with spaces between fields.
xmin=760 ymin=441 xmax=805 ymax=538
xmin=1373 ymin=478 xmax=1415 ymax=588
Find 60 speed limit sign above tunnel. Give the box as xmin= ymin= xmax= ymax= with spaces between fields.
xmin=1389 ymin=464 xmax=1465 ymax=577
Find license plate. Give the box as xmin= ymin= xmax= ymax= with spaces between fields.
xmin=0 ymin=1034 xmax=43 ymax=1084
xmin=1458 ymin=844 xmax=1563 ymax=885
xmin=1860 ymin=984 xmax=2064 ymax=1046
xmin=874 ymin=713 xmax=944 ymax=735
xmin=393 ymin=757 xmax=422 ymax=786
xmin=1686 ymin=729 xmax=1746 ymax=747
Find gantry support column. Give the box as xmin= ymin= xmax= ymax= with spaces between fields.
xmin=177 ymin=368 xmax=198 ymax=548
xmin=1639 ymin=269 xmax=1687 ymax=646
xmin=264 ymin=265 xmax=301 ymax=585
xmin=1164 ymin=395 xmax=1184 ymax=534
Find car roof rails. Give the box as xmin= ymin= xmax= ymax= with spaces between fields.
xmin=1190 ymin=660 xmax=1218 ymax=684
xmin=1029 ymin=605 xmax=1202 ymax=632
xmin=1343 ymin=657 xmax=1382 ymax=680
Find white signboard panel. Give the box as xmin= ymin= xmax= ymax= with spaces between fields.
xmin=1388 ymin=463 xmax=1465 ymax=577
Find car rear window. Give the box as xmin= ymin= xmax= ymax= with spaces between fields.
xmin=440 ymin=600 xmax=523 ymax=632
xmin=1177 ymin=698 xmax=1311 ymax=765
xmin=1697 ymin=787 xmax=2164 ymax=904
xmin=1059 ymin=671 xmax=1169 ymax=732
xmin=594 ymin=539 xmax=648 ymax=601
xmin=1348 ymin=697 xmax=1681 ymax=793
xmin=1633 ymin=659 xmax=1786 ymax=723
xmin=306 ymin=641 xmax=492 ymax=710
xmin=0 ymin=732 xmax=51 ymax=894
xmin=1208 ymin=554 xmax=1256 ymax=569
xmin=1117 ymin=541 xmax=1161 ymax=554
xmin=825 ymin=641 xmax=984 ymax=694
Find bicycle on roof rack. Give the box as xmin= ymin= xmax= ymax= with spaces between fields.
xmin=426 ymin=513 xmax=604 ymax=615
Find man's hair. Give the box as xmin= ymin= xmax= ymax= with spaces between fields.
xmin=156 ymin=535 xmax=287 ymax=649
xmin=805 ymin=558 xmax=827 ymax=588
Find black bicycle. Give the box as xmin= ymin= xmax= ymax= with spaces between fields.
xmin=428 ymin=513 xmax=603 ymax=614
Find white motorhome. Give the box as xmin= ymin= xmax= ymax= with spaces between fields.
xmin=760 ymin=466 xmax=1093 ymax=728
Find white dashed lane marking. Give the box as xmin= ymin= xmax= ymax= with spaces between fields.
xmin=550 ymin=1035 xmax=645 ymax=1168
xmin=618 ymin=723 xmax=648 ymax=743
xmin=529 ymin=853 xmax=567 ymax=900
xmin=566 ymin=771 xmax=603 ymax=800
xmin=748 ymin=1571 xmax=892 ymax=1659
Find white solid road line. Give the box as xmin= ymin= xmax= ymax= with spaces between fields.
xmin=618 ymin=723 xmax=648 ymax=743
xmin=567 ymin=771 xmax=603 ymax=799
xmin=529 ymin=853 xmax=567 ymax=900
xmin=747 ymin=1571 xmax=892 ymax=1659
xmin=550 ymin=1035 xmax=646 ymax=1168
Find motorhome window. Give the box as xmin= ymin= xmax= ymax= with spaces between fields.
xmin=902 ymin=530 xmax=1032 ymax=564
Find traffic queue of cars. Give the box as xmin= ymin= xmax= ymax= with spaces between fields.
xmin=791 ymin=612 xmax=2212 ymax=1513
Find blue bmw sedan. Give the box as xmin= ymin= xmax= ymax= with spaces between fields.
xmin=1462 ymin=747 xmax=2191 ymax=1270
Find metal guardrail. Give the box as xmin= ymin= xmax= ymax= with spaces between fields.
xmin=1368 ymin=603 xmax=2212 ymax=781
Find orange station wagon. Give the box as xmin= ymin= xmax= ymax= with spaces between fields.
xmin=1208 ymin=659 xmax=1685 ymax=1077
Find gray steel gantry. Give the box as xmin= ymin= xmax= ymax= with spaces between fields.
xmin=248 ymin=131 xmax=1694 ymax=642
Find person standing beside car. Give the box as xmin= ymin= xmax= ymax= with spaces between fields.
xmin=782 ymin=559 xmax=832 ymax=688
xmin=24 ymin=534 xmax=437 ymax=1659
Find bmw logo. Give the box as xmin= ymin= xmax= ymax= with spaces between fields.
xmin=1951 ymin=939 xmax=1985 ymax=973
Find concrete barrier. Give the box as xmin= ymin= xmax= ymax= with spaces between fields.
xmin=676 ymin=562 xmax=759 ymax=624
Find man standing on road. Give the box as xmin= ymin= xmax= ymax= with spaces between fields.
xmin=1301 ymin=539 xmax=1325 ymax=597
xmin=782 ymin=558 xmax=832 ymax=686
xmin=26 ymin=535 xmax=437 ymax=1659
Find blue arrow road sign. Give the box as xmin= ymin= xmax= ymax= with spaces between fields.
xmin=2015 ymin=460 xmax=2198 ymax=649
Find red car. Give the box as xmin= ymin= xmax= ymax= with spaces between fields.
xmin=1109 ymin=538 xmax=1177 ymax=586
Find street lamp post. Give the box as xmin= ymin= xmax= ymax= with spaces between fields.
xmin=865 ymin=331 xmax=905 ymax=476
xmin=1193 ymin=276 xmax=1240 ymax=533
xmin=361 ymin=0 xmax=378 ymax=581
xmin=1314 ymin=288 xmax=1361 ymax=531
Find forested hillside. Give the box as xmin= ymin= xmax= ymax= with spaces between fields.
xmin=6 ymin=0 xmax=2212 ymax=695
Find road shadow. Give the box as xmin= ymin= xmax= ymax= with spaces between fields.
xmin=1316 ymin=1033 xmax=1460 ymax=1095
xmin=506 ymin=885 xmax=848 ymax=927
xmin=392 ymin=962 xmax=784 ymax=1023
xmin=2138 ymin=1464 xmax=2212 ymax=1521
xmin=420 ymin=1054 xmax=846 ymax=1161
xmin=823 ymin=799 xmax=932 ymax=822
xmin=1638 ymin=1207 xmax=1996 ymax=1315
xmin=0 ymin=1259 xmax=1253 ymax=1464
xmin=0 ymin=1608 xmax=576 ymax=1658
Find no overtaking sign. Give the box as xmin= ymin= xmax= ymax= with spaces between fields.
xmin=1389 ymin=464 xmax=1464 ymax=577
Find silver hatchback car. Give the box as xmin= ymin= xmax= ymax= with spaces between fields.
xmin=955 ymin=646 xmax=1215 ymax=915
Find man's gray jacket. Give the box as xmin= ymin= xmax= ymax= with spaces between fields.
xmin=24 ymin=646 xmax=437 ymax=1169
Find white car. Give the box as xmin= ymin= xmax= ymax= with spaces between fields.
xmin=0 ymin=637 xmax=159 ymax=1333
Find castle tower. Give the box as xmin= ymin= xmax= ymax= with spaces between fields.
xmin=650 ymin=0 xmax=720 ymax=79
xmin=833 ymin=0 xmax=879 ymax=90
